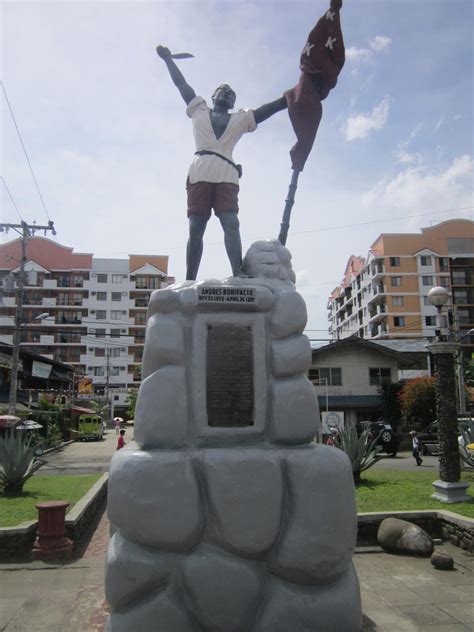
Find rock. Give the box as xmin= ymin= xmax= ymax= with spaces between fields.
xmin=182 ymin=546 xmax=264 ymax=632
xmin=377 ymin=518 xmax=434 ymax=556
xmin=142 ymin=313 xmax=185 ymax=379
xmin=108 ymin=450 xmax=204 ymax=550
xmin=134 ymin=366 xmax=189 ymax=449
xmin=147 ymin=287 xmax=180 ymax=317
xmin=269 ymin=446 xmax=357 ymax=585
xmin=201 ymin=449 xmax=284 ymax=554
xmin=431 ymin=549 xmax=454 ymax=570
xmin=271 ymin=335 xmax=312 ymax=378
xmin=269 ymin=290 xmax=307 ymax=339
xmin=270 ymin=376 xmax=319 ymax=444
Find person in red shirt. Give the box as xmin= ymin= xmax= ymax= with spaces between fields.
xmin=117 ymin=429 xmax=126 ymax=450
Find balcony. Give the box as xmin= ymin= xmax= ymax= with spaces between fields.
xmin=42 ymin=279 xmax=58 ymax=289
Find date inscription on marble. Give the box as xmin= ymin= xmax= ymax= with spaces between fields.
xmin=206 ymin=323 xmax=254 ymax=427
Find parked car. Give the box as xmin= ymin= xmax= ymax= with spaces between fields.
xmin=418 ymin=415 xmax=473 ymax=455
xmin=360 ymin=421 xmax=399 ymax=457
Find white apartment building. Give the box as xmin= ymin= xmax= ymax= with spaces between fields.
xmin=0 ymin=237 xmax=174 ymax=410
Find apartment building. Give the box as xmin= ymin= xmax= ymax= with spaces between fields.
xmin=0 ymin=237 xmax=174 ymax=409
xmin=328 ymin=219 xmax=474 ymax=349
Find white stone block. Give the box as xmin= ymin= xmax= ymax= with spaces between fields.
xmin=201 ymin=449 xmax=284 ymax=554
xmin=134 ymin=366 xmax=189 ymax=449
xmin=269 ymin=446 xmax=357 ymax=584
xmin=182 ymin=546 xmax=264 ymax=632
xmin=269 ymin=290 xmax=307 ymax=339
xmin=106 ymin=532 xmax=178 ymax=610
xmin=142 ymin=314 xmax=185 ymax=379
xmin=147 ymin=288 xmax=180 ymax=317
xmin=108 ymin=450 xmax=203 ymax=550
xmin=270 ymin=376 xmax=319 ymax=443
xmin=271 ymin=335 xmax=312 ymax=378
xmin=256 ymin=564 xmax=361 ymax=631
xmin=108 ymin=590 xmax=195 ymax=632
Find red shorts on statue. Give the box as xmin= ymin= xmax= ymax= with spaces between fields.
xmin=186 ymin=180 xmax=239 ymax=219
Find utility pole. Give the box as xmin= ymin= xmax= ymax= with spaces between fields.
xmin=105 ymin=347 xmax=111 ymax=421
xmin=1 ymin=220 xmax=56 ymax=414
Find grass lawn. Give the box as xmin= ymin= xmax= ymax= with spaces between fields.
xmin=0 ymin=475 xmax=102 ymax=527
xmin=356 ymin=470 xmax=474 ymax=518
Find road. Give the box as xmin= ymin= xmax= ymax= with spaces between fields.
xmin=37 ymin=426 xmax=136 ymax=476
xmin=373 ymin=451 xmax=440 ymax=472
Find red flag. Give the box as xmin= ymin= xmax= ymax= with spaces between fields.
xmin=285 ymin=0 xmax=345 ymax=171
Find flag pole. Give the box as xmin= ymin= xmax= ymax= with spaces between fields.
xmin=277 ymin=168 xmax=301 ymax=246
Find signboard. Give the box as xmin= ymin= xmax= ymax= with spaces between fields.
xmin=31 ymin=360 xmax=52 ymax=379
xmin=321 ymin=411 xmax=344 ymax=434
xmin=206 ymin=323 xmax=254 ymax=427
xmin=77 ymin=376 xmax=94 ymax=398
xmin=198 ymin=286 xmax=256 ymax=306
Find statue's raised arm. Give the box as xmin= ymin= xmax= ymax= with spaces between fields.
xmin=156 ymin=45 xmax=196 ymax=105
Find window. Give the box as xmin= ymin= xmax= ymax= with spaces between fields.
xmin=392 ymin=296 xmax=404 ymax=307
xmin=422 ymin=276 xmax=433 ymax=286
xmin=420 ymin=256 xmax=432 ymax=266
xmin=110 ymin=367 xmax=120 ymax=376
xmin=111 ymin=310 xmax=122 ymax=320
xmin=95 ymin=329 xmax=106 ymax=338
xmin=389 ymin=256 xmax=400 ymax=267
xmin=439 ymin=276 xmax=450 ymax=289
xmin=393 ymin=316 xmax=405 ymax=327
xmin=95 ymin=348 xmax=105 ymax=357
xmin=439 ymin=257 xmax=449 ymax=272
xmin=111 ymin=292 xmax=122 ymax=302
xmin=391 ymin=276 xmax=402 ymax=287
xmin=454 ymin=290 xmax=468 ymax=304
xmin=112 ymin=274 xmax=122 ymax=283
xmin=310 ymin=367 xmax=342 ymax=386
xmin=97 ymin=274 xmax=108 ymax=283
xmin=96 ymin=292 xmax=107 ymax=301
xmin=96 ymin=310 xmax=106 ymax=320
xmin=135 ymin=313 xmax=146 ymax=325
xmin=94 ymin=366 xmax=105 ymax=376
xmin=452 ymin=270 xmax=467 ymax=285
xmin=369 ymin=368 xmax=391 ymax=386
xmin=423 ymin=296 xmax=431 ymax=306
xmin=110 ymin=329 xmax=121 ymax=338
xmin=425 ymin=316 xmax=436 ymax=326
xmin=110 ymin=348 xmax=121 ymax=357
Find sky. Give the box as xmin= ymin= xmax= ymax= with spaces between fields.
xmin=1 ymin=0 xmax=473 ymax=339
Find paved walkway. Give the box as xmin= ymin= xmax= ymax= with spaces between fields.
xmin=1 ymin=509 xmax=473 ymax=631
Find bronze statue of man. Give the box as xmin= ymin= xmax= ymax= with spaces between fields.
xmin=156 ymin=45 xmax=287 ymax=280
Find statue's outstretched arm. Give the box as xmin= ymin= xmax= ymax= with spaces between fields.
xmin=156 ymin=45 xmax=196 ymax=105
xmin=253 ymin=96 xmax=288 ymax=125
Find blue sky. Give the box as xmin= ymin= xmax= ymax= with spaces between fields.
xmin=2 ymin=0 xmax=473 ymax=338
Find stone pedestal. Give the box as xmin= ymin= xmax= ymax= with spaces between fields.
xmin=33 ymin=500 xmax=73 ymax=560
xmin=431 ymin=480 xmax=471 ymax=503
xmin=105 ymin=240 xmax=362 ymax=631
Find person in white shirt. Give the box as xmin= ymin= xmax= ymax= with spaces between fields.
xmin=156 ymin=45 xmax=287 ymax=280
xmin=409 ymin=430 xmax=423 ymax=466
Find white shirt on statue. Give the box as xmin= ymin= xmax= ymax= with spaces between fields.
xmin=186 ymin=96 xmax=257 ymax=185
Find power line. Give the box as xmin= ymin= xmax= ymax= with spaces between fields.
xmin=1 ymin=81 xmax=52 ymax=223
xmin=0 ymin=177 xmax=23 ymax=222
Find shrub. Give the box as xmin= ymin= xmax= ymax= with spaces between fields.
xmin=332 ymin=424 xmax=383 ymax=484
xmin=399 ymin=376 xmax=436 ymax=431
xmin=0 ymin=430 xmax=45 ymax=495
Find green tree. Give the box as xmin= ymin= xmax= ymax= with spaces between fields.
xmin=381 ymin=382 xmax=403 ymax=429
xmin=399 ymin=376 xmax=436 ymax=431
xmin=126 ymin=389 xmax=139 ymax=419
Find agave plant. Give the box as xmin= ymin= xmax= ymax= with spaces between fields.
xmin=0 ymin=430 xmax=45 ymax=495
xmin=332 ymin=424 xmax=383 ymax=484
xmin=459 ymin=422 xmax=474 ymax=469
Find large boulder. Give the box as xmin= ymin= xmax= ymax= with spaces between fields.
xmin=377 ymin=518 xmax=434 ymax=556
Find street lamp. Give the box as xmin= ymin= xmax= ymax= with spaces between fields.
xmin=427 ymin=287 xmax=469 ymax=503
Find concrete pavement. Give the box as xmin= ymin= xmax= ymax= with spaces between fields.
xmin=1 ymin=502 xmax=474 ymax=631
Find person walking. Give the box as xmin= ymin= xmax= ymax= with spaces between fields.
xmin=117 ymin=429 xmax=126 ymax=451
xmin=409 ymin=430 xmax=423 ymax=466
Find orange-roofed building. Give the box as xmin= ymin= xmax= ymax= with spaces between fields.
xmin=327 ymin=219 xmax=474 ymax=353
xmin=0 ymin=237 xmax=174 ymax=413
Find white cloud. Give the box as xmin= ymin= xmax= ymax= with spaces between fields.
xmin=362 ymin=155 xmax=474 ymax=215
xmin=344 ymin=98 xmax=390 ymax=141
xmin=345 ymin=35 xmax=391 ymax=65
xmin=369 ymin=35 xmax=392 ymax=53
xmin=345 ymin=47 xmax=373 ymax=63
xmin=395 ymin=124 xmax=423 ymax=165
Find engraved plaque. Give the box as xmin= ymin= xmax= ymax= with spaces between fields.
xmin=206 ymin=324 xmax=254 ymax=427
